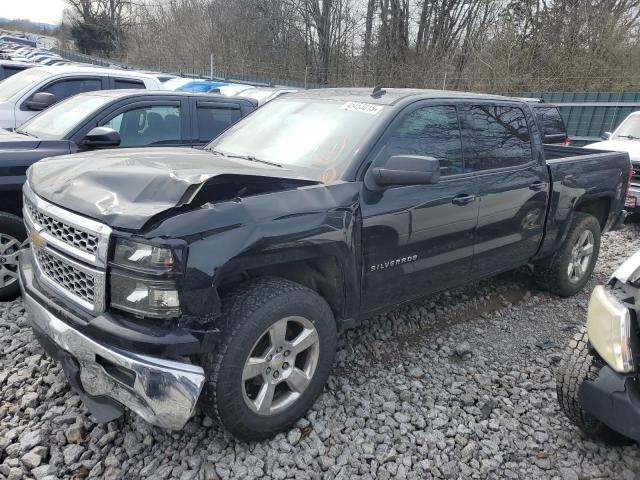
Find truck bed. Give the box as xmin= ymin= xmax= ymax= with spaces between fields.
xmin=535 ymin=145 xmax=630 ymax=261
xmin=543 ymin=145 xmax=627 ymax=163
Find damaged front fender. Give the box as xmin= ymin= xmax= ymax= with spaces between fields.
xmin=144 ymin=182 xmax=362 ymax=328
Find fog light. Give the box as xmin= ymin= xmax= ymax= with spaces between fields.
xmin=587 ymin=285 xmax=634 ymax=373
xmin=110 ymin=272 xmax=180 ymax=318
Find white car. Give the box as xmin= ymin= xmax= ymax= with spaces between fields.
xmin=0 ymin=65 xmax=163 ymax=130
xmin=588 ymin=111 xmax=640 ymax=210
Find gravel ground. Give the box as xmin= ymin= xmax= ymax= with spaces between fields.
xmin=2 ymin=223 xmax=640 ymax=480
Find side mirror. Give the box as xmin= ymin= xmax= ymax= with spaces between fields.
xmin=81 ymin=127 xmax=121 ymax=149
xmin=25 ymin=92 xmax=55 ymax=111
xmin=601 ymin=132 xmax=612 ymax=140
xmin=366 ymin=155 xmax=440 ymax=190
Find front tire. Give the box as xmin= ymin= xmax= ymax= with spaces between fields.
xmin=201 ymin=277 xmax=337 ymax=441
xmin=0 ymin=212 xmax=26 ymax=301
xmin=556 ymin=327 xmax=630 ymax=444
xmin=535 ymin=212 xmax=601 ymax=297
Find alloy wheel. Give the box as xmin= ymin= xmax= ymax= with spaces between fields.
xmin=242 ymin=316 xmax=320 ymax=415
xmin=0 ymin=233 xmax=20 ymax=289
xmin=567 ymin=230 xmax=594 ymax=283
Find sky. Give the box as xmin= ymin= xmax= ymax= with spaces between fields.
xmin=1 ymin=0 xmax=67 ymax=25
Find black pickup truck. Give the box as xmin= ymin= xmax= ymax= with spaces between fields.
xmin=0 ymin=90 xmax=256 ymax=299
xmin=18 ymin=88 xmax=630 ymax=441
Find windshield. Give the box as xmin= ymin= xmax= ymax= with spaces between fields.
xmin=0 ymin=68 xmax=48 ymax=101
xmin=207 ymin=98 xmax=388 ymax=182
xmin=18 ymin=93 xmax=112 ymax=140
xmin=614 ymin=115 xmax=640 ymax=140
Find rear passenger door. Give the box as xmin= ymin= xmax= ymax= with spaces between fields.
xmin=98 ymin=99 xmax=188 ymax=148
xmin=191 ymin=99 xmax=243 ymax=146
xmin=460 ymin=103 xmax=549 ymax=277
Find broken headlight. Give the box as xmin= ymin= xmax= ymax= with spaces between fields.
xmin=109 ymin=238 xmax=182 ymax=318
xmin=587 ymin=285 xmax=634 ymax=373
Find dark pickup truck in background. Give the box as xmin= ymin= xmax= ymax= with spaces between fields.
xmin=0 ymin=90 xmax=257 ymax=299
xmin=18 ymin=88 xmax=630 ymax=441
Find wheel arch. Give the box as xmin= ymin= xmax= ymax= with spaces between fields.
xmin=574 ymin=194 xmax=611 ymax=231
xmin=215 ymin=250 xmax=360 ymax=329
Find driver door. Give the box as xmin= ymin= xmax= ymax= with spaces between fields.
xmin=360 ymin=102 xmax=479 ymax=313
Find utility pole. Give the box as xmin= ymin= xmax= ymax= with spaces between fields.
xmin=210 ymin=53 xmax=214 ymax=80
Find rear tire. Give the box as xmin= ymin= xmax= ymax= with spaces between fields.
xmin=534 ymin=212 xmax=600 ymax=297
xmin=556 ymin=327 xmax=631 ymax=444
xmin=200 ymin=277 xmax=337 ymax=441
xmin=0 ymin=212 xmax=26 ymax=301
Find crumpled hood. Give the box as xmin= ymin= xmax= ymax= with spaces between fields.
xmin=28 ymin=147 xmax=319 ymax=230
xmin=0 ymin=128 xmax=41 ymax=149
xmin=588 ymin=139 xmax=640 ymax=163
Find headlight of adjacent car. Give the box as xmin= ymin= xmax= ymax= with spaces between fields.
xmin=109 ymin=238 xmax=182 ymax=318
xmin=587 ymin=285 xmax=634 ymax=373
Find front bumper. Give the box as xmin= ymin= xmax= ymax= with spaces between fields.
xmin=19 ymin=248 xmax=206 ymax=430
xmin=579 ymin=365 xmax=640 ymax=443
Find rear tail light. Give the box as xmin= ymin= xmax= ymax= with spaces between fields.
xmin=564 ymin=136 xmax=571 ymax=146
xmin=625 ymin=165 xmax=633 ymax=197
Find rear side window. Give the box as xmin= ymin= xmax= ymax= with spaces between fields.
xmin=534 ymin=106 xmax=566 ymax=137
xmin=385 ymin=105 xmax=464 ymax=176
xmin=196 ymin=106 xmax=241 ymax=143
xmin=40 ymin=78 xmax=102 ymax=102
xmin=463 ymin=104 xmax=532 ymax=171
xmin=114 ymin=79 xmax=145 ymax=89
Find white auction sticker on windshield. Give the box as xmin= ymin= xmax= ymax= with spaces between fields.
xmin=340 ymin=101 xmax=383 ymax=115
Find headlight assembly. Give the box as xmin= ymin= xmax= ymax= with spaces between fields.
xmin=113 ymin=238 xmax=176 ymax=272
xmin=109 ymin=237 xmax=184 ymax=318
xmin=587 ymin=285 xmax=634 ymax=373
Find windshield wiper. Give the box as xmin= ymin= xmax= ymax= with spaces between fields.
xmin=616 ymin=134 xmax=640 ymax=140
xmin=209 ymin=150 xmax=282 ymax=168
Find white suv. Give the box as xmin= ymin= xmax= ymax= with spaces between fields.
xmin=0 ymin=65 xmax=163 ymax=130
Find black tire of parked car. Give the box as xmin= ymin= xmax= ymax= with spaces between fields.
xmin=556 ymin=326 xmax=631 ymax=444
xmin=534 ymin=212 xmax=601 ymax=297
xmin=0 ymin=212 xmax=26 ymax=301
xmin=200 ymin=276 xmax=337 ymax=441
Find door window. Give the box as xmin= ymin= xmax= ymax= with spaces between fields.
xmin=114 ymin=79 xmax=145 ymax=89
xmin=102 ymin=104 xmax=182 ymax=147
xmin=385 ymin=105 xmax=464 ymax=176
xmin=464 ymin=105 xmax=532 ymax=171
xmin=40 ymin=78 xmax=102 ymax=102
xmin=196 ymin=106 xmax=241 ymax=142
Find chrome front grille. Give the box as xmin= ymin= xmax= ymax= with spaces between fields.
xmin=35 ymin=248 xmax=96 ymax=305
xmin=23 ymin=183 xmax=110 ymax=313
xmin=25 ymin=201 xmax=99 ymax=255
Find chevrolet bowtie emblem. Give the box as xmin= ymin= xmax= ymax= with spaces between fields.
xmin=30 ymin=230 xmax=45 ymax=249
